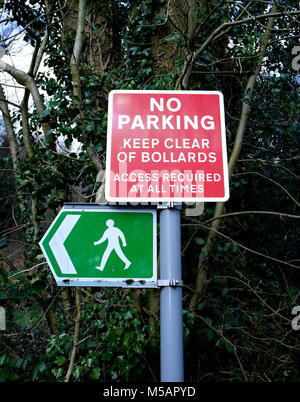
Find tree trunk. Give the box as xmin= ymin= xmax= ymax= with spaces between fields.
xmin=0 ymin=84 xmax=19 ymax=172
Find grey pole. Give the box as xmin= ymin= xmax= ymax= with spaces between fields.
xmin=160 ymin=206 xmax=184 ymax=382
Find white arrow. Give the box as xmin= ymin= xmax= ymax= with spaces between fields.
xmin=49 ymin=214 xmax=81 ymax=274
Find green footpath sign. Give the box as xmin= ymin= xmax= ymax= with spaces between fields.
xmin=39 ymin=206 xmax=157 ymax=287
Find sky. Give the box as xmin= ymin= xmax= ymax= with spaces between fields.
xmin=0 ymin=17 xmax=81 ymax=154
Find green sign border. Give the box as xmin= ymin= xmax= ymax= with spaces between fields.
xmin=39 ymin=205 xmax=157 ymax=288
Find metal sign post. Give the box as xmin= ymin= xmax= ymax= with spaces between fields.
xmin=159 ymin=205 xmax=184 ymax=382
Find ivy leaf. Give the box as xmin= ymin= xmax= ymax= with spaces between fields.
xmin=0 ymin=237 xmax=7 ymax=249
xmin=195 ymin=237 xmax=205 ymax=245
xmin=90 ymin=367 xmax=100 ymax=380
xmin=54 ymin=355 xmax=67 ymax=366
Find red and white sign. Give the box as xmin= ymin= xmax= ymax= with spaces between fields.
xmin=105 ymin=90 xmax=229 ymax=202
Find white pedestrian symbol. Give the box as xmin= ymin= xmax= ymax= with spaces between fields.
xmin=93 ymin=219 xmax=131 ymax=271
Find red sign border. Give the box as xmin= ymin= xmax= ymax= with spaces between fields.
xmin=105 ymin=90 xmax=229 ymax=203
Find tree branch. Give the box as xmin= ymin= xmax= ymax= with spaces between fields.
xmin=176 ymin=4 xmax=299 ymax=89
xmin=65 ymin=289 xmax=81 ymax=382
xmin=69 ymin=0 xmax=102 ymax=172
xmin=202 ymin=210 xmax=300 ymax=225
xmin=234 ymin=171 xmax=300 ymax=207
xmin=70 ymin=0 xmax=86 ymax=104
xmin=211 ymin=275 xmax=292 ymax=323
xmin=0 ymin=59 xmax=54 ymax=147
xmin=189 ymin=4 xmax=278 ymax=313
xmin=0 ymin=84 xmax=19 ymax=172
xmin=184 ymin=222 xmax=300 ymax=270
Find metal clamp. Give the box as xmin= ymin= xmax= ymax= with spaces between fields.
xmin=157 ymin=279 xmax=183 ymax=287
xmin=157 ymin=202 xmax=182 ymax=209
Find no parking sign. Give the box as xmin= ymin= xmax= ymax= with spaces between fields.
xmin=105 ymin=90 xmax=229 ymax=202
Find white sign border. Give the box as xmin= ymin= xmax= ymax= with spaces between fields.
xmin=105 ymin=89 xmax=230 ymax=203
xmin=39 ymin=206 xmax=158 ymax=288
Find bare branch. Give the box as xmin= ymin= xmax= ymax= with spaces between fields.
xmin=203 ymin=210 xmax=300 ymax=225
xmin=0 ymin=59 xmax=54 ymax=147
xmin=70 ymin=0 xmax=87 ymax=104
xmin=176 ymin=4 xmax=300 ymax=89
xmin=8 ymin=262 xmax=48 ymax=279
xmin=234 ymin=171 xmax=300 ymax=207
xmin=65 ymin=289 xmax=81 ymax=382
xmin=0 ymin=82 xmax=25 ymax=89
xmin=0 ymin=97 xmax=20 ymax=108
xmin=211 ymin=275 xmax=292 ymax=323
xmin=0 ymin=84 xmax=19 ymax=171
xmin=184 ymin=221 xmax=300 ymax=270
xmin=69 ymin=0 xmax=102 ymax=172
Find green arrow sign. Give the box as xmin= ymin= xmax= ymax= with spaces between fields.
xmin=39 ymin=206 xmax=157 ymax=287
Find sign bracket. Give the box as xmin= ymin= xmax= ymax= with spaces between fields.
xmin=157 ymin=202 xmax=182 ymax=209
xmin=157 ymin=279 xmax=183 ymax=287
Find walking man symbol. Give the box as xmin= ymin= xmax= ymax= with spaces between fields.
xmin=93 ymin=219 xmax=131 ymax=271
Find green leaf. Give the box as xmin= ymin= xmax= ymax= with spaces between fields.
xmin=197 ymin=302 xmax=206 ymax=310
xmin=87 ymin=340 xmax=98 ymax=348
xmin=73 ymin=365 xmax=82 ymax=379
xmin=32 ymin=280 xmax=46 ymax=292
xmin=18 ymin=179 xmax=30 ymax=188
xmin=195 ymin=237 xmax=205 ymax=245
xmin=0 ymin=290 xmax=7 ymax=299
xmin=0 ymin=237 xmax=7 ymax=249
xmin=37 ymin=361 xmax=47 ymax=372
xmin=0 ymin=354 xmax=6 ymax=365
xmin=90 ymin=367 xmax=100 ymax=380
xmin=86 ymin=358 xmax=93 ymax=367
xmin=40 ymin=109 xmax=50 ymax=119
xmin=206 ymin=329 xmax=214 ymax=342
xmin=52 ymin=367 xmax=64 ymax=379
xmin=124 ymin=311 xmax=133 ymax=320
xmin=224 ymin=342 xmax=234 ymax=354
xmin=54 ymin=355 xmax=67 ymax=366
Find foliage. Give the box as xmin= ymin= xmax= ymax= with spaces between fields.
xmin=42 ymin=294 xmax=158 ymax=382
xmin=0 ymin=288 xmax=159 ymax=382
